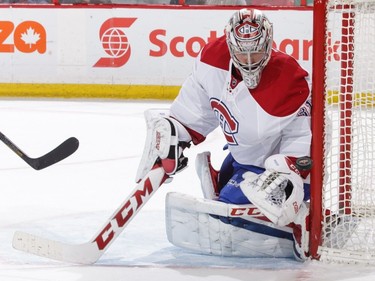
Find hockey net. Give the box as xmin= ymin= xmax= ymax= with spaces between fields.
xmin=310 ymin=0 xmax=375 ymax=264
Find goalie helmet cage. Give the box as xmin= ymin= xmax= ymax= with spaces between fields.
xmin=310 ymin=0 xmax=375 ymax=264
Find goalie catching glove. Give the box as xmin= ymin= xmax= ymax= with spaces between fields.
xmin=135 ymin=109 xmax=191 ymax=183
xmin=239 ymin=154 xmax=305 ymax=227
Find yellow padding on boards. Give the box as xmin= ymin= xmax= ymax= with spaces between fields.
xmin=0 ymin=83 xmax=180 ymax=100
xmin=327 ymin=90 xmax=375 ymax=107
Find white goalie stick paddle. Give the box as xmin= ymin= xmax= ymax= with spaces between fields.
xmin=12 ymin=162 xmax=169 ymax=264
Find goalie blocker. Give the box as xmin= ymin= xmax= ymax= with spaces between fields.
xmin=135 ymin=109 xmax=191 ymax=183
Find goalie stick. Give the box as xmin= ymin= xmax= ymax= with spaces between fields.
xmin=0 ymin=132 xmax=79 ymax=170
xmin=12 ymin=161 xmax=169 ymax=264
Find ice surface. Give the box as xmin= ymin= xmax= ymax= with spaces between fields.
xmin=0 ymin=99 xmax=374 ymax=281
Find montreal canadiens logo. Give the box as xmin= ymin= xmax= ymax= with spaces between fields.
xmin=94 ymin=18 xmax=136 ymax=68
xmin=210 ymin=98 xmax=239 ymax=145
xmin=235 ymin=22 xmax=260 ymax=41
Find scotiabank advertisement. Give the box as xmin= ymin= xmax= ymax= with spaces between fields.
xmin=0 ymin=8 xmax=313 ymax=86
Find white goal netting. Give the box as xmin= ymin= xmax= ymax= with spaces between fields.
xmin=319 ymin=0 xmax=375 ymax=264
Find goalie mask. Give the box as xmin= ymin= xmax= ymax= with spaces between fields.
xmin=225 ymin=8 xmax=273 ymax=89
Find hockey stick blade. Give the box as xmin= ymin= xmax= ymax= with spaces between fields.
xmin=0 ymin=132 xmax=79 ymax=170
xmin=12 ymin=231 xmax=101 ymax=264
xmin=12 ymin=163 xmax=169 ymax=264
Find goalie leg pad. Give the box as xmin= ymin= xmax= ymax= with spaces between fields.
xmin=165 ymin=192 xmax=295 ymax=258
xmin=292 ymin=202 xmax=310 ymax=261
xmin=195 ymin=151 xmax=220 ymax=200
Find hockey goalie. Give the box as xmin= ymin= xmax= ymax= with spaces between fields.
xmin=136 ymin=8 xmax=312 ymax=261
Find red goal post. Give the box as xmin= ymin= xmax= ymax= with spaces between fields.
xmin=310 ymin=0 xmax=375 ymax=264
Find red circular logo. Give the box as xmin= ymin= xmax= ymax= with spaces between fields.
xmin=101 ymin=28 xmax=129 ymax=58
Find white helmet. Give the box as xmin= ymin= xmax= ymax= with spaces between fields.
xmin=225 ymin=9 xmax=273 ymax=89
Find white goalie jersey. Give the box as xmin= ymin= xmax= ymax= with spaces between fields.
xmin=169 ymin=35 xmax=311 ymax=167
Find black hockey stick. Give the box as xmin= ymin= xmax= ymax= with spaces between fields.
xmin=0 ymin=132 xmax=79 ymax=170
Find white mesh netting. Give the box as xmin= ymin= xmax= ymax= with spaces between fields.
xmin=319 ymin=0 xmax=375 ymax=264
